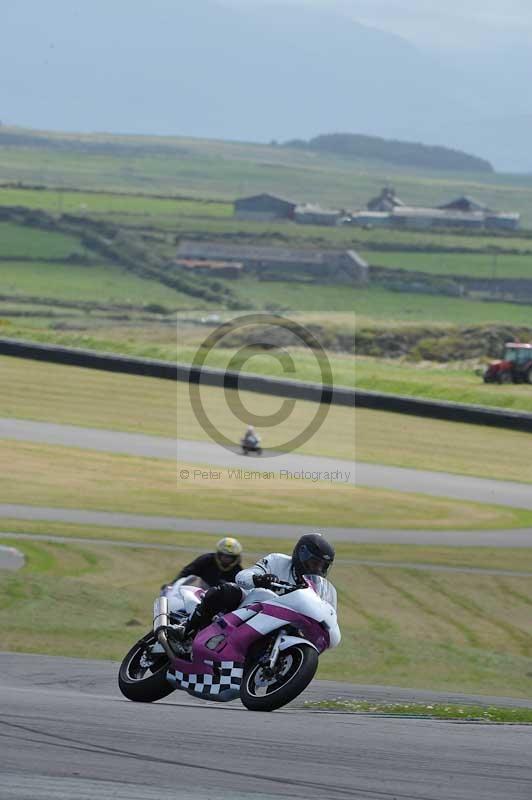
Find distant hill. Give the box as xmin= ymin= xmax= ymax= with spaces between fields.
xmin=284 ymin=134 xmax=493 ymax=174
xmin=3 ymin=0 xmax=531 ymax=172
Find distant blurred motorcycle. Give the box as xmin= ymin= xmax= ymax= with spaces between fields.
xmin=241 ymin=434 xmax=262 ymax=456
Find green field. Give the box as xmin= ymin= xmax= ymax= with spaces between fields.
xmin=1 ymin=534 xmax=531 ymax=696
xmin=2 ymin=216 xmax=532 ymax=324
xmin=363 ymin=250 xmax=532 ymax=279
xmin=228 ymin=278 xmax=532 ymax=325
xmin=0 ymin=260 xmax=198 ymax=308
xmin=0 ymin=187 xmax=231 ymax=220
xmin=355 ymin=357 xmax=532 ymax=413
xmin=11 ymin=260 xmax=532 ymax=323
xmin=6 ymin=318 xmax=532 ymax=416
xmin=0 ymin=221 xmax=89 ymax=259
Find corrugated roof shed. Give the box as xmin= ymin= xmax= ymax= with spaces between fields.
xmin=439 ymin=195 xmax=488 ymax=212
xmin=177 ymin=240 xmax=341 ymax=265
xmin=234 ymin=193 xmax=297 ymax=209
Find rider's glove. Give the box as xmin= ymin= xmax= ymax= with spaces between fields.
xmin=253 ymin=573 xmax=278 ymax=589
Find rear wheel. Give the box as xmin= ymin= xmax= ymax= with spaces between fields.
xmin=118 ymin=632 xmax=174 ymax=702
xmin=240 ymin=644 xmax=318 ymax=712
xmin=527 ymin=368 xmax=532 ymax=385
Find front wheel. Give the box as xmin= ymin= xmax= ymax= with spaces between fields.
xmin=118 ymin=632 xmax=174 ymax=702
xmin=240 ymin=644 xmax=318 ymax=712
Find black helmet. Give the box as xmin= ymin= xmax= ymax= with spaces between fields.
xmin=292 ymin=533 xmax=335 ymax=580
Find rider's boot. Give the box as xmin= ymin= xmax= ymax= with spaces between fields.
xmin=170 ymin=604 xmax=209 ymax=643
xmin=169 ymin=584 xmax=242 ymax=643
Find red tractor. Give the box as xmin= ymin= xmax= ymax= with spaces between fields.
xmin=483 ymin=343 xmax=532 ymax=384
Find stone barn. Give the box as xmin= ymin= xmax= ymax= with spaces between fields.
xmin=233 ymin=193 xmax=297 ymax=221
xmin=176 ymin=241 xmax=368 ymax=284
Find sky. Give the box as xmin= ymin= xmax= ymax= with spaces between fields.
xmin=225 ymin=0 xmax=532 ymax=48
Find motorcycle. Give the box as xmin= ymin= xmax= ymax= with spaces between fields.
xmin=241 ymin=435 xmax=262 ymax=456
xmin=118 ymin=574 xmax=340 ymax=712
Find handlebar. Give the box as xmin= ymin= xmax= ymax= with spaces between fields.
xmin=269 ymin=580 xmax=307 ymax=595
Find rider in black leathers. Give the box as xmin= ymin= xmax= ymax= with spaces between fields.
xmin=174 ymin=533 xmax=335 ymax=641
xmin=161 ymin=537 xmax=243 ymax=592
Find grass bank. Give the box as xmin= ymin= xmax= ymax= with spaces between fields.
xmin=3 ymin=520 xmax=532 ymax=572
xmin=3 ymin=440 xmax=529 ymax=530
xmin=2 ymin=537 xmax=531 ymax=697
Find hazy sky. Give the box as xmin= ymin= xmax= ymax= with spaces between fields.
xmin=225 ymin=0 xmax=532 ymax=48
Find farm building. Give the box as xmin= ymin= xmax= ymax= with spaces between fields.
xmin=367 ymin=187 xmax=405 ymax=212
xmin=345 ymin=211 xmax=390 ymax=227
xmin=294 ymin=204 xmax=342 ymax=226
xmin=175 ymin=241 xmax=368 ymax=284
xmin=438 ymin=196 xmax=519 ymax=229
xmin=234 ymin=193 xmax=297 ymax=221
xmin=438 ymin=195 xmax=488 ymax=213
xmin=391 ymin=207 xmax=486 ymax=230
xmin=175 ymin=259 xmax=243 ymax=279
xmin=349 ymin=188 xmax=520 ymax=231
xmin=485 ymin=212 xmax=521 ymax=230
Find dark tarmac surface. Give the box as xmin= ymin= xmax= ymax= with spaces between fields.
xmin=1 ymin=653 xmax=531 ymax=800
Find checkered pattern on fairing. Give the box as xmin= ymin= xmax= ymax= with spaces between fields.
xmin=175 ymin=661 xmax=244 ymax=696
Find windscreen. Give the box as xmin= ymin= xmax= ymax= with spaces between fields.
xmin=303 ymin=575 xmax=337 ymax=610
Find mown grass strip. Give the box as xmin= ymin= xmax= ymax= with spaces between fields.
xmin=3 ymin=354 xmax=532 ymax=482
xmin=3 ymin=520 xmax=532 ymax=572
xmin=2 ymin=439 xmax=532 ymax=531
xmin=304 ymin=699 xmax=532 ymax=723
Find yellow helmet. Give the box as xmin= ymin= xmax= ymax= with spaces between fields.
xmin=216 ymin=537 xmax=243 ymax=557
xmin=215 ymin=537 xmax=243 ymax=571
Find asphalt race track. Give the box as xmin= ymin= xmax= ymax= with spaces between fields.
xmin=2 ymin=418 xmax=532 ymax=797
xmin=2 ymin=504 xmax=532 ymax=547
xmin=2 ymin=653 xmax=532 ymax=800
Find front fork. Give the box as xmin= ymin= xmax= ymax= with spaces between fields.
xmin=266 ymin=629 xmax=285 ymax=671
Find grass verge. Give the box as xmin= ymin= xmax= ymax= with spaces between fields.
xmin=3 ymin=519 xmax=532 ymax=571
xmin=304 ymin=700 xmax=532 ymax=722
xmin=2 ymin=440 xmax=532 ymax=530
xmin=3 ymin=355 xmax=532 ymax=483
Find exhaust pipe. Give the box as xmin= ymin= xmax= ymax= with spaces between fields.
xmin=153 ymin=596 xmax=176 ymax=661
xmin=153 ymin=596 xmax=169 ymax=632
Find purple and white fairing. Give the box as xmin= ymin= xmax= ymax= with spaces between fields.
xmin=163 ymin=576 xmax=340 ymax=700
